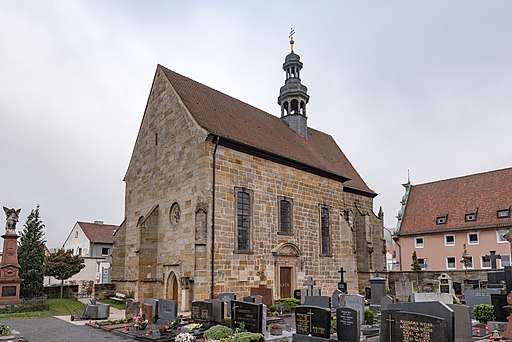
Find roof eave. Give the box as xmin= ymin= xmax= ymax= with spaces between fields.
xmin=210 ymin=133 xmax=351 ymax=184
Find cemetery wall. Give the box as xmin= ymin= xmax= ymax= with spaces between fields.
xmin=44 ymin=285 xmax=79 ymax=298
xmin=386 ymin=270 xmax=488 ymax=293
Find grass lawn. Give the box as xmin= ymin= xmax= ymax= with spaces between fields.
xmin=99 ymin=299 xmax=126 ymax=311
xmin=0 ymin=298 xmax=85 ymax=319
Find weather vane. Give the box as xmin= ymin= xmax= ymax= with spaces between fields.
xmin=289 ymin=28 xmax=295 ymax=52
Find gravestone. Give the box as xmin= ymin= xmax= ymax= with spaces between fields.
xmin=243 ymin=295 xmax=263 ymax=304
xmin=205 ymin=299 xmax=225 ymax=323
xmin=369 ymin=277 xmax=386 ymax=305
xmin=485 ymin=250 xmax=501 ymax=270
xmin=142 ymin=303 xmax=153 ymax=324
xmin=491 ymin=293 xmax=508 ymax=322
xmin=411 ymin=292 xmax=453 ymax=304
xmin=463 ymin=289 xmax=501 ymax=318
xmin=336 ymin=307 xmax=359 ymax=342
xmin=380 ymin=295 xmax=393 ymax=311
xmin=219 ymin=292 xmax=236 ymax=316
xmin=453 ymin=282 xmax=462 ymax=295
xmin=157 ymin=299 xmax=178 ymax=324
xmin=394 ymin=275 xmax=412 ymax=303
xmin=338 ymin=294 xmax=365 ymax=326
xmin=505 ymin=266 xmax=512 ymax=294
xmin=488 ymin=270 xmax=506 ymax=288
xmin=294 ymin=289 xmax=301 ymax=301
xmin=231 ymin=300 xmax=266 ymax=334
xmin=364 ymin=287 xmax=371 ymax=301
xmin=295 ymin=305 xmax=331 ymax=338
xmin=143 ymin=298 xmax=159 ymax=322
xmin=304 ymin=295 xmax=331 ymax=309
xmin=447 ymin=304 xmax=472 ymax=341
xmin=438 ymin=273 xmax=453 ymax=294
xmin=337 ymin=267 xmax=348 ymax=294
xmin=380 ymin=310 xmax=448 ymax=342
xmin=191 ymin=300 xmax=214 ymax=323
xmin=331 ymin=288 xmax=343 ymax=309
xmin=388 ymin=301 xmax=455 ymax=342
xmin=250 ymin=284 xmax=273 ymax=307
xmin=125 ymin=299 xmax=140 ymax=319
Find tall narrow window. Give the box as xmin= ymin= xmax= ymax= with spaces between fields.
xmin=236 ymin=191 xmax=251 ymax=251
xmin=279 ymin=199 xmax=292 ymax=234
xmin=320 ymin=207 xmax=330 ymax=256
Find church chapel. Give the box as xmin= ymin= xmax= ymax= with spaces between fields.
xmin=112 ymin=38 xmax=385 ymax=311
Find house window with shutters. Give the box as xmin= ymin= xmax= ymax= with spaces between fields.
xmin=278 ymin=197 xmax=293 ymax=235
xmin=235 ymin=188 xmax=252 ymax=252
xmin=320 ymin=207 xmax=331 ymax=256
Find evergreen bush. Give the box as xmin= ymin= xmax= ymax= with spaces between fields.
xmin=204 ymin=324 xmax=233 ymax=340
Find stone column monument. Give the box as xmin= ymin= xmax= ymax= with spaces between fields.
xmin=0 ymin=207 xmax=22 ymax=305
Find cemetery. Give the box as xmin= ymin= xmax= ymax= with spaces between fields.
xmin=3 ymin=206 xmax=512 ymax=341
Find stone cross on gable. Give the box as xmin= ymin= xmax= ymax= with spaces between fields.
xmin=305 ymin=277 xmax=316 ymax=296
xmin=485 ymin=250 xmax=501 ymax=270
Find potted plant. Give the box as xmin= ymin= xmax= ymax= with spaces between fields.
xmin=175 ymin=332 xmax=196 ymax=342
xmin=269 ymin=323 xmax=282 ymax=335
xmin=473 ymin=304 xmax=495 ymax=328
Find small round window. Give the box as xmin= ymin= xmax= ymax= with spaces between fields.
xmin=170 ymin=203 xmax=181 ymax=226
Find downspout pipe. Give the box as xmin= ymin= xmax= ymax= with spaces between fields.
xmin=210 ymin=135 xmax=220 ymax=299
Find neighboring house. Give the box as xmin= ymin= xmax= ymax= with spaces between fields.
xmin=394 ymin=167 xmax=512 ymax=271
xmin=112 ymin=39 xmax=385 ymax=311
xmin=60 ymin=221 xmax=118 ymax=284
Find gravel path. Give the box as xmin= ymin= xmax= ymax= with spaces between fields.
xmin=0 ymin=317 xmax=131 ymax=342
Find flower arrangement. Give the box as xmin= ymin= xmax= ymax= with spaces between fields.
xmin=133 ymin=310 xmax=149 ymax=330
xmin=188 ymin=323 xmax=202 ymax=331
xmin=175 ymin=332 xmax=196 ymax=342
xmin=270 ymin=323 xmax=281 ymax=329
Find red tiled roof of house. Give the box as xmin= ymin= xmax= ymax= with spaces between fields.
xmin=77 ymin=221 xmax=118 ymax=244
xmin=398 ymin=167 xmax=512 ymax=235
xmin=159 ymin=65 xmax=374 ymax=196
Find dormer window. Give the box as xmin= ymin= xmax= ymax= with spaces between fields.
xmin=498 ymin=209 xmax=510 ymax=219
xmin=436 ymin=215 xmax=448 ymax=225
xmin=465 ymin=213 xmax=477 ymax=222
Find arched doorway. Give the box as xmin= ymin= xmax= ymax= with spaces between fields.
xmin=272 ymin=243 xmax=301 ymax=299
xmin=167 ymin=272 xmax=179 ymax=301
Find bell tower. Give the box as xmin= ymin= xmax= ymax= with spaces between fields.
xmin=278 ymin=29 xmax=310 ymax=139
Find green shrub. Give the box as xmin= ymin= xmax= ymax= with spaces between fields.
xmin=364 ymin=309 xmax=375 ymax=325
xmin=474 ymin=304 xmax=495 ymax=325
xmin=331 ymin=316 xmax=337 ymax=333
xmin=275 ymin=298 xmax=300 ymax=310
xmin=232 ymin=332 xmax=265 ymax=342
xmin=0 ymin=301 xmax=49 ymax=313
xmin=204 ymin=324 xmax=233 ymax=340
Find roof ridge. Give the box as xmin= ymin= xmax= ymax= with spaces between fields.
xmin=413 ymin=166 xmax=512 ymax=187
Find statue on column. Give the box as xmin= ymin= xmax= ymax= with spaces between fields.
xmin=3 ymin=207 xmax=20 ymax=235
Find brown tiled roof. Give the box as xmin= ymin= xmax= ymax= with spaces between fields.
xmin=77 ymin=221 xmax=118 ymax=244
xmin=159 ymin=65 xmax=374 ymax=196
xmin=398 ymin=167 xmax=512 ymax=235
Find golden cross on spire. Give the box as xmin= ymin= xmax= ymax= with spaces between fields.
xmin=289 ymin=28 xmax=295 ymax=52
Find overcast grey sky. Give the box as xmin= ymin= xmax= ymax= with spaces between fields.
xmin=1 ymin=1 xmax=511 ymax=247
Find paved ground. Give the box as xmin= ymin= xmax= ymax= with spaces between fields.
xmin=0 ymin=317 xmax=131 ymax=341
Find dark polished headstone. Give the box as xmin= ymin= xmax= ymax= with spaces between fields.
xmin=157 ymin=299 xmax=178 ymax=324
xmin=231 ymin=300 xmax=265 ymax=334
xmin=464 ymin=289 xmax=501 ymax=318
xmin=388 ymin=301 xmax=454 ymax=342
xmin=505 ymin=266 xmax=512 ymax=294
xmin=336 ymin=307 xmax=359 ymax=342
xmin=205 ymin=299 xmax=225 ymax=323
xmin=492 ymin=293 xmax=508 ymax=322
xmin=295 ymin=305 xmax=331 ymax=338
xmin=304 ymin=295 xmax=331 ymax=309
xmin=191 ymin=300 xmax=214 ymax=322
xmin=380 ymin=310 xmax=448 ymax=342
xmin=294 ymin=289 xmax=302 ymax=301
